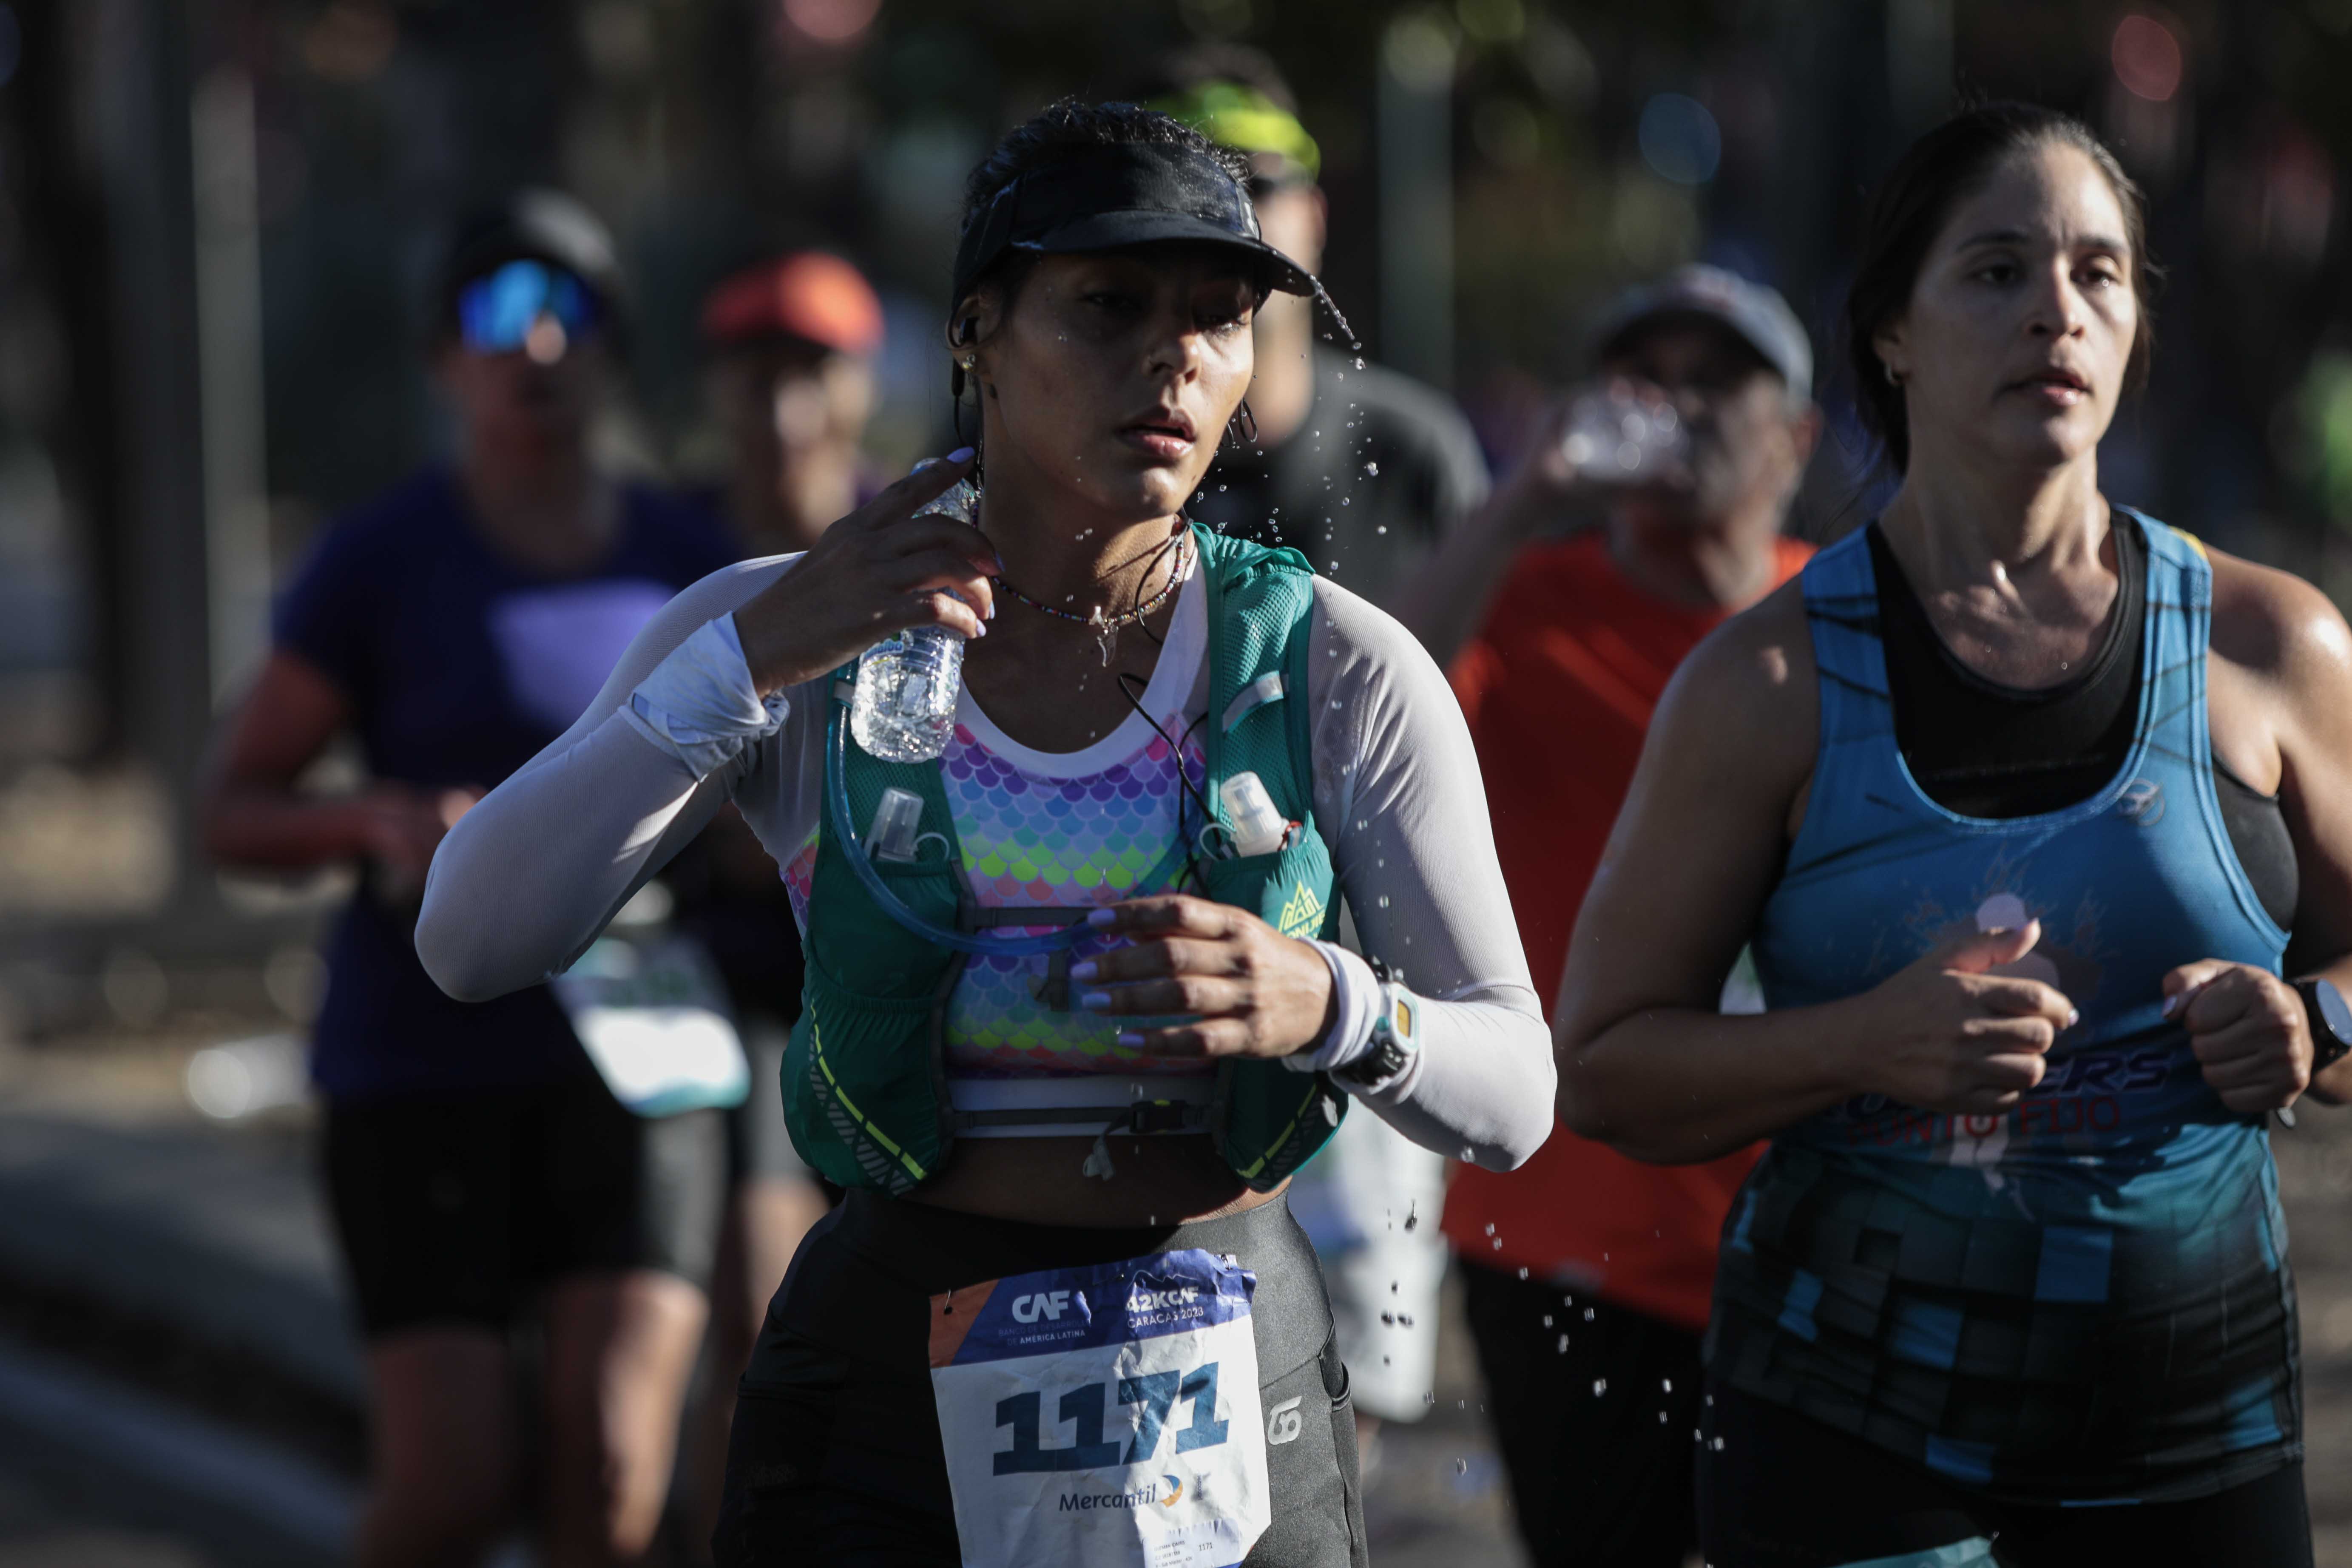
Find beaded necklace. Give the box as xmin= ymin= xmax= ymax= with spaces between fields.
xmin=991 ymin=529 xmax=1193 ymax=665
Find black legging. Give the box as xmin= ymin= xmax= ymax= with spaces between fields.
xmin=711 ymin=1190 xmax=1368 ymax=1567
xmin=1696 ymin=1379 xmax=2312 ymax=1568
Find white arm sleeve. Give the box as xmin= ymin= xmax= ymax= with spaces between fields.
xmin=416 ymin=556 xmax=829 ymax=1000
xmin=1301 ymin=579 xmax=1555 ymax=1171
xmin=418 ymin=558 xmax=1554 ymax=1171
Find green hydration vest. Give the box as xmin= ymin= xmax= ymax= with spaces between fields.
xmin=781 ymin=524 xmax=1347 ymax=1196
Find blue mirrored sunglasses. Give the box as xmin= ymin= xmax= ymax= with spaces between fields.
xmin=456 ymin=259 xmax=599 ymax=355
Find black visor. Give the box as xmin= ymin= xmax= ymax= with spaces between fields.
xmin=948 ymin=142 xmax=1318 ymax=321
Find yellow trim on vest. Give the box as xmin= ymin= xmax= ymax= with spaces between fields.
xmin=2168 ymin=525 xmax=2208 ymax=560
xmin=1232 ymin=1079 xmax=1327 ymax=1180
xmin=813 ymin=1019 xmax=929 ymax=1182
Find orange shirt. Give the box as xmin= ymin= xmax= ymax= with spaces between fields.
xmin=1440 ymin=531 xmax=1812 ymax=1333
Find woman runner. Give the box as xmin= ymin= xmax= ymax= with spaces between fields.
xmin=203 ymin=192 xmax=735 ymax=1565
xmin=1555 ymin=103 xmax=2352 ymax=1568
xmin=419 ymin=101 xmax=1551 ymax=1567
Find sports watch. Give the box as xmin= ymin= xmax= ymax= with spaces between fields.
xmin=2296 ymin=977 xmax=2352 ymax=1075
xmin=1334 ymin=957 xmax=1417 ymax=1091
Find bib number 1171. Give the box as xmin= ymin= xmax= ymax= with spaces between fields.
xmin=994 ymin=1361 xmax=1227 ymax=1475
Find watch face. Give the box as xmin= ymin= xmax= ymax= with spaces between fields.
xmin=2316 ymin=978 xmax=2352 ymax=1043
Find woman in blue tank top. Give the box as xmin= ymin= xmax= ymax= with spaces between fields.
xmin=1555 ymin=104 xmax=2352 ymax=1568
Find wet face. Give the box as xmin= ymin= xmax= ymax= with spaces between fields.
xmin=1875 ymin=141 xmax=2139 ymax=473
xmin=1601 ymin=317 xmax=1807 ymax=522
xmin=962 ymin=245 xmax=1258 ymax=523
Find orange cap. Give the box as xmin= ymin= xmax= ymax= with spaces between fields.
xmin=700 ymin=251 xmax=884 ymax=355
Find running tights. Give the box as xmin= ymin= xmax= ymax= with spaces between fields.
xmin=1696 ymin=1379 xmax=2312 ymax=1568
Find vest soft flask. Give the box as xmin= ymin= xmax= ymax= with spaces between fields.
xmin=1219 ymin=772 xmax=1290 ymax=858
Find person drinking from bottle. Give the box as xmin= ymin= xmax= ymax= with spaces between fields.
xmin=1556 ymin=102 xmax=2352 ymax=1567
xmin=416 ymin=101 xmax=1553 ymax=1568
xmin=1400 ymin=264 xmax=1820 ymax=1568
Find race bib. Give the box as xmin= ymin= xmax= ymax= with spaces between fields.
xmin=552 ymin=931 xmax=749 ymax=1116
xmin=929 ymin=1249 xmax=1270 ymax=1568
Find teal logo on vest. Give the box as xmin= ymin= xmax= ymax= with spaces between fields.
xmin=1275 ymin=880 xmax=1324 ymax=938
xmin=2118 ymin=778 xmax=2164 ymax=826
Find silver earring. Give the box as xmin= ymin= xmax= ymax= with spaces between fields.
xmin=1884 ymin=363 xmax=1901 ymax=387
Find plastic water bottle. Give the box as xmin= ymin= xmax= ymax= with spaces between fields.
xmin=850 ymin=477 xmax=980 ymax=763
xmin=1560 ymin=384 xmax=1687 ymax=483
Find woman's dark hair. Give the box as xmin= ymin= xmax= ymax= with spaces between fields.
xmin=1844 ymin=101 xmax=2157 ymax=471
xmin=951 ymin=98 xmax=1255 ymax=318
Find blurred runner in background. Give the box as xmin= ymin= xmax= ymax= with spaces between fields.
xmin=1146 ymin=47 xmax=1490 ymax=606
xmin=1403 ymin=266 xmax=1819 ymax=1568
xmin=200 ymin=190 xmax=737 ymax=1568
xmin=668 ymin=249 xmax=883 ymax=1557
xmin=696 ymin=250 xmax=887 ymax=556
xmin=1148 ymin=48 xmax=1492 ymax=1454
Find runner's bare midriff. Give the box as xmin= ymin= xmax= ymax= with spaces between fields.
xmin=906 ymin=1133 xmax=1289 ymax=1227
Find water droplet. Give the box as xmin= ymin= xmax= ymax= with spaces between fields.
xmin=1592 ymin=1379 xmax=1608 ymax=1397
xmin=1542 ymin=1315 xmax=1553 ymax=1327
xmin=1556 ymin=1334 xmax=1570 ymax=1353
xmin=1662 ymin=1378 xmax=1673 ymax=1392
xmin=1454 ymin=1458 xmax=1468 ymax=1476
xmin=1517 ymin=1266 xmax=1530 ymax=1279
xmin=1584 ymin=1307 xmax=1596 ymax=1321
xmin=1353 ymin=357 xmax=1366 ymax=369
xmin=1484 ymin=1223 xmax=1497 ymax=1236
xmin=1378 ymin=895 xmax=1391 ymax=909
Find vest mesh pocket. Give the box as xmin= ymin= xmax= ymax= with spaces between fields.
xmin=786 ymin=947 xmax=954 ymax=1195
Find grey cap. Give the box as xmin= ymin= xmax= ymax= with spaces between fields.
xmin=1592 ymin=264 xmax=1812 ymax=403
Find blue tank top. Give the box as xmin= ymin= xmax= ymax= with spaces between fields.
xmin=1709 ymin=511 xmax=2300 ymax=1505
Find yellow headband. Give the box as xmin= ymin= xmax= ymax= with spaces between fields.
xmin=1150 ymin=81 xmax=1321 ymax=183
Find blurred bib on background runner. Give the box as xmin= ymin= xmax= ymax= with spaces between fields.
xmin=553 ymin=931 xmax=749 ymax=1116
xmin=928 ymin=1249 xmax=1268 ymax=1568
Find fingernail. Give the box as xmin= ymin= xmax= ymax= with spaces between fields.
xmin=2066 ymin=1008 xmax=2081 ymax=1029
xmin=1069 ymin=961 xmax=1098 ymax=981
xmin=946 ymin=446 xmax=975 ymax=463
xmin=1081 ymin=991 xmax=1113 ymax=1011
xmin=2162 ymin=993 xmax=2183 ymax=1019
xmin=1116 ymin=1032 xmax=1145 ymax=1048
xmin=972 ymin=620 xmax=987 ymax=637
xmin=985 ymin=599 xmax=997 ymax=620
xmin=1087 ymin=908 xmax=1117 ymax=928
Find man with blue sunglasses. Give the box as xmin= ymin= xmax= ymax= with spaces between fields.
xmin=202 ymin=187 xmax=735 ymax=1564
